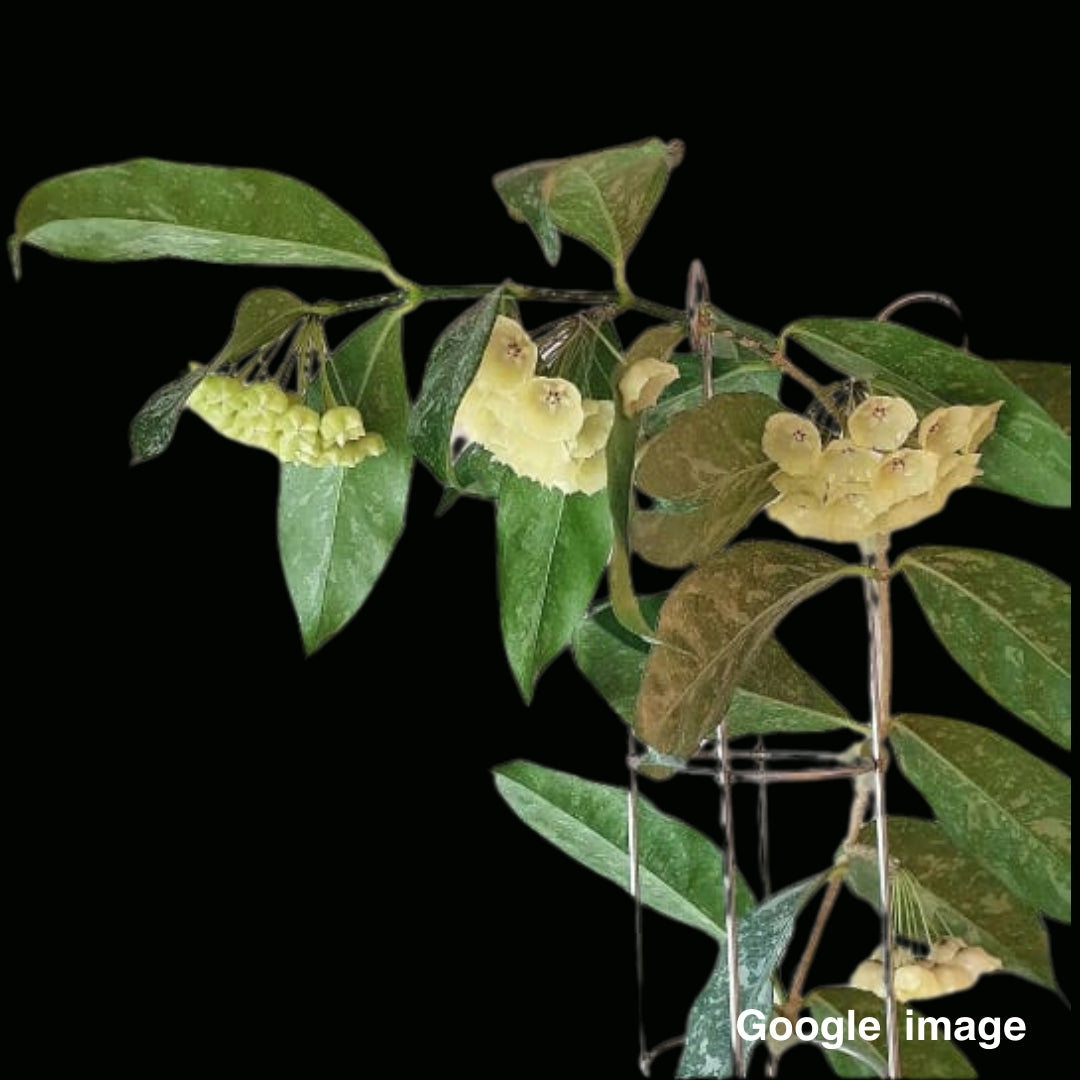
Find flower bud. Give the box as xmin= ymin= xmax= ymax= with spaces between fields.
xmin=934 ymin=963 xmax=977 ymax=994
xmin=571 ymin=399 xmax=615 ymax=459
xmin=320 ymin=405 xmax=366 ymax=447
xmin=954 ymin=946 xmax=1003 ymax=977
xmin=618 ymin=357 xmax=679 ymax=417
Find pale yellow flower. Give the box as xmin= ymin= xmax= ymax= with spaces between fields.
xmin=618 ymin=357 xmax=680 ymax=417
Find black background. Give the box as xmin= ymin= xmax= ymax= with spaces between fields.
xmin=6 ymin=60 xmax=1070 ymax=1079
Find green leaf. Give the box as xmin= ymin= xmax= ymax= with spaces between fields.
xmin=637 ymin=541 xmax=859 ymax=760
xmin=632 ymin=393 xmax=782 ymax=568
xmin=992 ymin=360 xmax=1071 ymax=435
xmin=891 ymin=715 xmax=1070 ymax=922
xmin=408 ymin=287 xmax=503 ymax=486
xmin=128 ymin=366 xmax=207 ymax=464
xmin=278 ymin=310 xmax=411 ymax=653
xmin=496 ymin=475 xmax=612 ymax=701
xmin=845 ymin=817 xmax=1056 ymax=989
xmin=785 ymin=319 xmax=1071 ymax=507
xmin=808 ymin=987 xmax=976 ymax=1078
xmin=492 ymin=760 xmax=753 ymax=941
xmin=676 ymin=875 xmax=822 ymax=1079
xmin=212 ymin=288 xmax=320 ymax=368
xmin=451 ymin=442 xmax=510 ymax=501
xmin=11 ymin=158 xmax=397 ymax=281
xmin=572 ymin=596 xmax=857 ymax=736
xmin=493 ymin=138 xmax=683 ymax=286
xmin=539 ymin=314 xmax=622 ymax=400
xmin=897 ymin=546 xmax=1071 ymax=749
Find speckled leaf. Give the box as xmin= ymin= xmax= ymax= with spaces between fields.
xmin=785 ymin=319 xmax=1070 ymax=506
xmin=676 ymin=875 xmax=821 ymax=1078
xmin=493 ymin=760 xmax=753 ymax=940
xmin=891 ymin=715 xmax=1070 ymax=921
xmin=993 ymin=360 xmax=1071 ymax=435
xmin=809 ymin=987 xmax=975 ymax=1078
xmin=633 ymin=393 xmax=782 ymax=568
xmin=497 ymin=475 xmax=612 ymax=701
xmin=540 ymin=315 xmax=622 ymax=399
xmin=897 ymin=546 xmax=1070 ymax=749
xmin=644 ymin=349 xmax=781 ymax=437
xmin=451 ymin=442 xmax=510 ymax=501
xmin=10 ymin=158 xmax=395 ymax=279
xmin=637 ymin=542 xmax=858 ymax=760
xmin=845 ymin=818 xmax=1055 ymax=988
xmin=572 ymin=596 xmax=857 ymax=737
xmin=128 ymin=365 xmax=207 ymax=464
xmin=493 ymin=138 xmax=683 ymax=284
xmin=408 ymin=287 xmax=503 ymax=486
xmin=212 ymin=288 xmax=321 ymax=368
xmin=278 ymin=310 xmax=410 ymax=653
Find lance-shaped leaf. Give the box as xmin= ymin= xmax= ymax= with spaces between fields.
xmin=497 ymin=475 xmax=612 ymax=701
xmin=891 ymin=715 xmax=1070 ymax=922
xmin=538 ymin=314 xmax=622 ymax=399
xmin=808 ymin=987 xmax=975 ymax=1078
xmin=785 ymin=319 xmax=1071 ymax=507
xmin=993 ymin=360 xmax=1071 ymax=435
xmin=278 ymin=309 xmax=411 ymax=653
xmin=637 ymin=542 xmax=858 ymax=760
xmin=10 ymin=158 xmax=398 ymax=281
xmin=897 ymin=546 xmax=1070 ymax=749
xmin=493 ymin=760 xmax=753 ymax=940
xmin=493 ymin=138 xmax=683 ymax=286
xmin=845 ymin=817 xmax=1055 ymax=989
xmin=408 ymin=287 xmax=503 ymax=486
xmin=129 ymin=366 xmax=209 ymax=465
xmin=633 ymin=393 xmax=782 ymax=568
xmin=676 ymin=875 xmax=822 ymax=1079
xmin=572 ymin=596 xmax=859 ymax=737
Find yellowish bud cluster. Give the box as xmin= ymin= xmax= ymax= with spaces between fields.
xmin=187 ymin=372 xmax=385 ymax=467
xmin=454 ymin=316 xmax=613 ymax=494
xmin=762 ymin=396 xmax=1003 ymax=543
xmin=850 ymin=938 xmax=1002 ymax=1002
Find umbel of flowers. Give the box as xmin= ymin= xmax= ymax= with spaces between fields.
xmin=454 ymin=316 xmax=615 ymax=494
xmin=187 ymin=371 xmax=385 ymax=468
xmin=762 ymin=394 xmax=1003 ymax=543
xmin=850 ymin=938 xmax=1003 ymax=1002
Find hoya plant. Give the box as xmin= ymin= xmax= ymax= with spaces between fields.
xmin=11 ymin=139 xmax=1069 ymax=1078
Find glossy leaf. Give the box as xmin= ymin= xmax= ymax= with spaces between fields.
xmin=898 ymin=546 xmax=1070 ymax=749
xmin=572 ymin=596 xmax=858 ymax=736
xmin=11 ymin=158 xmax=395 ymax=280
xmin=633 ymin=392 xmax=781 ymax=567
xmin=128 ymin=366 xmax=208 ymax=464
xmin=809 ymin=987 xmax=975 ymax=1078
xmin=993 ymin=360 xmax=1071 ymax=435
xmin=211 ymin=288 xmax=320 ymax=368
xmin=786 ymin=319 xmax=1071 ymax=507
xmin=493 ymin=760 xmax=753 ymax=940
xmin=497 ymin=476 xmax=612 ymax=701
xmin=891 ymin=715 xmax=1070 ymax=922
xmin=845 ymin=818 xmax=1055 ymax=989
xmin=637 ymin=542 xmax=859 ymax=760
xmin=409 ymin=287 xmax=503 ymax=486
xmin=451 ymin=442 xmax=510 ymax=501
xmin=540 ymin=314 xmax=622 ymax=399
xmin=278 ymin=310 xmax=410 ymax=653
xmin=493 ymin=138 xmax=683 ymax=284
xmin=676 ymin=875 xmax=821 ymax=1079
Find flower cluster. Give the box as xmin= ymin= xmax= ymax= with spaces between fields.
xmin=187 ymin=371 xmax=385 ymax=467
xmin=762 ymin=395 xmax=1002 ymax=543
xmin=454 ymin=316 xmax=614 ymax=495
xmin=850 ymin=938 xmax=1002 ymax=1002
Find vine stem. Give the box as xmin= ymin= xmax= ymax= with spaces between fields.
xmin=783 ymin=536 xmax=898 ymax=1074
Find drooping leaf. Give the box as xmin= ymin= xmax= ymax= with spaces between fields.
xmin=278 ymin=309 xmax=410 ymax=653
xmin=785 ymin=319 xmax=1071 ymax=507
xmin=897 ymin=546 xmax=1070 ymax=749
xmin=211 ymin=288 xmax=321 ymax=368
xmin=676 ymin=875 xmax=822 ymax=1079
xmin=572 ymin=596 xmax=858 ymax=736
xmin=632 ymin=392 xmax=782 ymax=568
xmin=891 ymin=715 xmax=1070 ymax=922
xmin=128 ymin=366 xmax=208 ymax=464
xmin=992 ymin=360 xmax=1071 ymax=435
xmin=493 ymin=138 xmax=684 ymax=286
xmin=408 ymin=287 xmax=503 ymax=486
xmin=492 ymin=760 xmax=753 ymax=940
xmin=496 ymin=475 xmax=612 ymax=701
xmin=637 ymin=542 xmax=859 ymax=760
xmin=845 ymin=817 xmax=1055 ymax=989
xmin=11 ymin=159 xmax=398 ymax=281
xmin=808 ymin=986 xmax=976 ymax=1078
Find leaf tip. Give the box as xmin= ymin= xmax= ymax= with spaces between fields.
xmin=8 ymin=234 xmax=22 ymax=281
